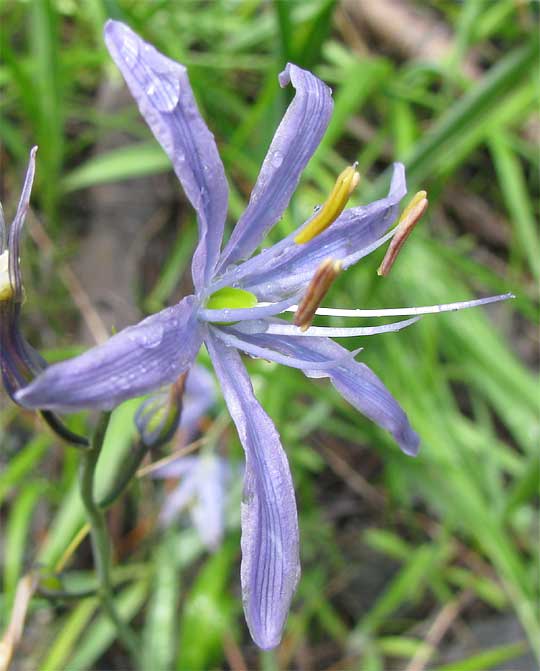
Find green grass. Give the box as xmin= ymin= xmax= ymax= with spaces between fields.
xmin=1 ymin=0 xmax=538 ymax=669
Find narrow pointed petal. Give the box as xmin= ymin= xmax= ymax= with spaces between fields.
xmin=212 ymin=163 xmax=406 ymax=302
xmin=211 ymin=325 xmax=362 ymax=370
xmin=1 ymin=147 xmax=42 ymax=400
xmin=179 ymin=365 xmax=216 ymax=439
xmin=159 ymin=473 xmax=198 ymax=527
xmin=1 ymin=319 xmax=46 ymax=399
xmin=191 ymin=454 xmax=229 ymax=551
xmin=104 ymin=21 xmax=228 ymax=289
xmin=230 ymin=328 xmax=420 ymax=456
xmin=206 ymin=332 xmax=300 ymax=649
xmin=16 ymin=296 xmax=203 ymax=412
xmin=8 ymin=147 xmax=37 ymax=300
xmin=217 ymin=64 xmax=333 ymax=270
xmin=151 ymin=455 xmax=198 ymax=480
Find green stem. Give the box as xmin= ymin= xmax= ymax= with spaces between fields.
xmin=79 ymin=412 xmax=140 ymax=662
xmin=98 ymin=440 xmax=150 ymax=510
xmin=38 ymin=585 xmax=98 ymax=599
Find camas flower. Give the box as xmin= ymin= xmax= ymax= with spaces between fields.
xmin=172 ymin=364 xmax=216 ymax=446
xmin=16 ymin=21 xmax=512 ymax=648
xmin=0 ymin=147 xmax=44 ymax=401
xmin=151 ymin=453 xmax=232 ymax=551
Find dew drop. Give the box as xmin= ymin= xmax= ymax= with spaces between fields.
xmin=271 ymin=151 xmax=284 ymax=169
xmin=129 ymin=324 xmax=164 ymax=349
xmin=119 ymin=26 xmax=139 ymax=68
xmin=145 ymin=70 xmax=181 ymax=112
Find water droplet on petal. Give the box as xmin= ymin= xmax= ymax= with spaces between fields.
xmin=146 ymin=70 xmax=180 ymax=112
xmin=128 ymin=324 xmax=165 ymax=349
xmin=271 ymin=151 xmax=284 ymax=169
xmin=119 ymin=25 xmax=139 ymax=67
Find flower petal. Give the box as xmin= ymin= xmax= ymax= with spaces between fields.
xmin=216 ymin=63 xmax=333 ymax=271
xmin=211 ymin=324 xmax=362 ymax=370
xmin=1 ymin=316 xmax=45 ymax=399
xmin=8 ymin=147 xmax=37 ymax=301
xmin=212 ymin=163 xmax=406 ymax=302
xmin=179 ymin=364 xmax=217 ymax=439
xmin=191 ymin=454 xmax=230 ymax=551
xmin=206 ymin=331 xmax=300 ymax=649
xmin=104 ymin=21 xmax=228 ymax=290
xmin=229 ymin=328 xmax=420 ymax=456
xmin=151 ymin=455 xmax=198 ymax=480
xmin=159 ymin=473 xmax=198 ymax=527
xmin=16 ymin=296 xmax=203 ymax=412
xmin=1 ymin=147 xmax=42 ymax=400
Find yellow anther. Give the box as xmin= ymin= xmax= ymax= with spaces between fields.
xmin=0 ymin=251 xmax=13 ymax=302
xmin=378 ymin=191 xmax=428 ymax=277
xmin=294 ymin=164 xmax=360 ymax=244
xmin=294 ymin=258 xmax=343 ymax=331
xmin=399 ymin=190 xmax=427 ymax=224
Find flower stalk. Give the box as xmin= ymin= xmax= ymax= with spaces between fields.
xmin=39 ymin=410 xmax=90 ymax=448
xmin=78 ymin=412 xmax=140 ymax=661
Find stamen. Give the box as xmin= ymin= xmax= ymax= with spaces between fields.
xmin=248 ymin=316 xmax=421 ymax=338
xmin=378 ymin=190 xmax=428 ymax=276
xmin=294 ymin=164 xmax=360 ymax=244
xmin=284 ymin=293 xmax=515 ymax=319
xmin=0 ymin=250 xmax=14 ymax=301
xmin=294 ymin=258 xmax=342 ymax=331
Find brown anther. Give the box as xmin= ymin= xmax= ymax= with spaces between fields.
xmin=294 ymin=259 xmax=343 ymax=331
xmin=377 ymin=194 xmax=428 ymax=277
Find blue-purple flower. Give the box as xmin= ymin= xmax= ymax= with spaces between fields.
xmin=0 ymin=147 xmax=43 ymax=401
xmin=151 ymin=453 xmax=231 ymax=551
xmin=16 ymin=21 xmax=512 ymax=648
xmin=174 ymin=364 xmax=216 ymax=446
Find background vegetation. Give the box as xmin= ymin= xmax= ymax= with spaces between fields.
xmin=1 ymin=1 xmax=538 ymax=669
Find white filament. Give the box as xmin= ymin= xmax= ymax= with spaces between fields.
xmin=276 ymin=293 xmax=514 ymax=319
xmin=260 ymin=316 xmax=420 ymax=338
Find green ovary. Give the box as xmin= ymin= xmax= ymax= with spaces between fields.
xmin=205 ymin=286 xmax=258 ymax=311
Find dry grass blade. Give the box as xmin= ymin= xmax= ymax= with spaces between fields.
xmin=0 ymin=573 xmax=38 ymax=671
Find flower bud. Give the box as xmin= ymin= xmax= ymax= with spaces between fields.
xmin=135 ymin=372 xmax=187 ymax=448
